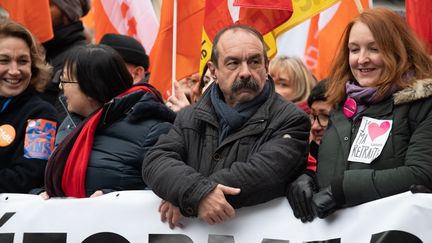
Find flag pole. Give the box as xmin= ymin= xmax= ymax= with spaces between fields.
xmin=172 ymin=0 xmax=178 ymax=96
xmin=354 ymin=0 xmax=364 ymax=13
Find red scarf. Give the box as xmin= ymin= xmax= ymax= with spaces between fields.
xmin=60 ymin=85 xmax=154 ymax=197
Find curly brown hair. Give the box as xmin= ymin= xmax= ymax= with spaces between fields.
xmin=0 ymin=19 xmax=52 ymax=92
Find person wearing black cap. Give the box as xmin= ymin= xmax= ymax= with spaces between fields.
xmin=41 ymin=0 xmax=91 ymax=120
xmin=100 ymin=33 xmax=150 ymax=84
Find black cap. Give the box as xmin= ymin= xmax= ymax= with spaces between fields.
xmin=307 ymin=79 xmax=328 ymax=108
xmin=100 ymin=33 xmax=149 ymax=70
xmin=51 ymin=0 xmax=90 ymax=22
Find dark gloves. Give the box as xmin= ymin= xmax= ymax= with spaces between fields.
xmin=312 ymin=186 xmax=337 ymax=219
xmin=410 ymin=185 xmax=432 ymax=193
xmin=286 ymin=173 xmax=316 ymax=222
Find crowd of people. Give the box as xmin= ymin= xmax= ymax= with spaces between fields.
xmin=1 ymin=0 xmax=431 ymax=232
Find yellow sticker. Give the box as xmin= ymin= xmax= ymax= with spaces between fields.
xmin=0 ymin=124 xmax=16 ymax=147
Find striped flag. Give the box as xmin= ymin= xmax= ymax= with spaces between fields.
xmin=93 ymin=0 xmax=159 ymax=53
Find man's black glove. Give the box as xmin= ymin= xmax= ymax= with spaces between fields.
xmin=286 ymin=173 xmax=316 ymax=222
xmin=312 ymin=186 xmax=337 ymax=219
xmin=410 ymin=185 xmax=432 ymax=193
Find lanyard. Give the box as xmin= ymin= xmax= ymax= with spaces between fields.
xmin=0 ymin=98 xmax=12 ymax=113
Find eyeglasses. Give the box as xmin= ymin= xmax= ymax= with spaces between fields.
xmin=308 ymin=113 xmax=329 ymax=127
xmin=59 ymin=74 xmax=78 ymax=88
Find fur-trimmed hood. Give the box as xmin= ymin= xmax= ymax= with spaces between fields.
xmin=393 ymin=79 xmax=432 ymax=105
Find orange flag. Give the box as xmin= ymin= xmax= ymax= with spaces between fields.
xmin=0 ymin=0 xmax=53 ymax=43
xmin=93 ymin=0 xmax=159 ymax=53
xmin=406 ymin=0 xmax=432 ymax=54
xmin=304 ymin=0 xmax=370 ymax=80
xmin=149 ymin=0 xmax=205 ymax=100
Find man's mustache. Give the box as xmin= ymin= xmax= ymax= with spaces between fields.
xmin=231 ymin=78 xmax=260 ymax=93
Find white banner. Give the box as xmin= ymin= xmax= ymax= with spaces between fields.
xmin=0 ymin=191 xmax=431 ymax=243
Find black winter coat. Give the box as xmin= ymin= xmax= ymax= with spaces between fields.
xmin=317 ymin=79 xmax=432 ymax=207
xmin=143 ymin=80 xmax=310 ymax=217
xmin=0 ymin=89 xmax=58 ymax=192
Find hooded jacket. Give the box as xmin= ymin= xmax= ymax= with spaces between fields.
xmin=317 ymin=78 xmax=432 ymax=207
xmin=143 ymin=79 xmax=310 ymax=217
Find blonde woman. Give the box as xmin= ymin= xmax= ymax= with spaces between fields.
xmin=269 ymin=56 xmax=317 ymax=112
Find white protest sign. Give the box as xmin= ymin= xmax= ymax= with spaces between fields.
xmin=0 ymin=191 xmax=431 ymax=243
xmin=348 ymin=116 xmax=392 ymax=163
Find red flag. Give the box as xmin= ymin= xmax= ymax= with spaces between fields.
xmin=149 ymin=0 xmax=205 ymax=100
xmin=203 ymin=0 xmax=293 ymax=41
xmin=238 ymin=4 xmax=293 ymax=35
xmin=201 ymin=0 xmax=293 ymax=72
xmin=234 ymin=0 xmax=292 ymax=10
xmin=1 ymin=0 xmax=53 ymax=43
xmin=406 ymin=0 xmax=432 ymax=54
xmin=202 ymin=0 xmax=233 ymax=42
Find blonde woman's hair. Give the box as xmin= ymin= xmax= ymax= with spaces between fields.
xmin=269 ymin=56 xmax=317 ymax=103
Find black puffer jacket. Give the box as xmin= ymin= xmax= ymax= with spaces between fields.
xmin=57 ymin=87 xmax=175 ymax=196
xmin=143 ymin=79 xmax=310 ymax=217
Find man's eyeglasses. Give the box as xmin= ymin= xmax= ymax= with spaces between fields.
xmin=308 ymin=113 xmax=329 ymax=127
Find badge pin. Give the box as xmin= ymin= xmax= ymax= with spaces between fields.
xmin=343 ymin=97 xmax=357 ymax=119
xmin=0 ymin=124 xmax=16 ymax=147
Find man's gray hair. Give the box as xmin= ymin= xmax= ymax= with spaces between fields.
xmin=210 ymin=24 xmax=269 ymax=68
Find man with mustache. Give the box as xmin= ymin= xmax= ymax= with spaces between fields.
xmin=142 ymin=25 xmax=310 ymax=229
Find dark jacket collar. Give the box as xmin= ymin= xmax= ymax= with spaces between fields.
xmin=42 ymin=21 xmax=86 ymax=60
xmin=99 ymin=87 xmax=176 ymax=128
